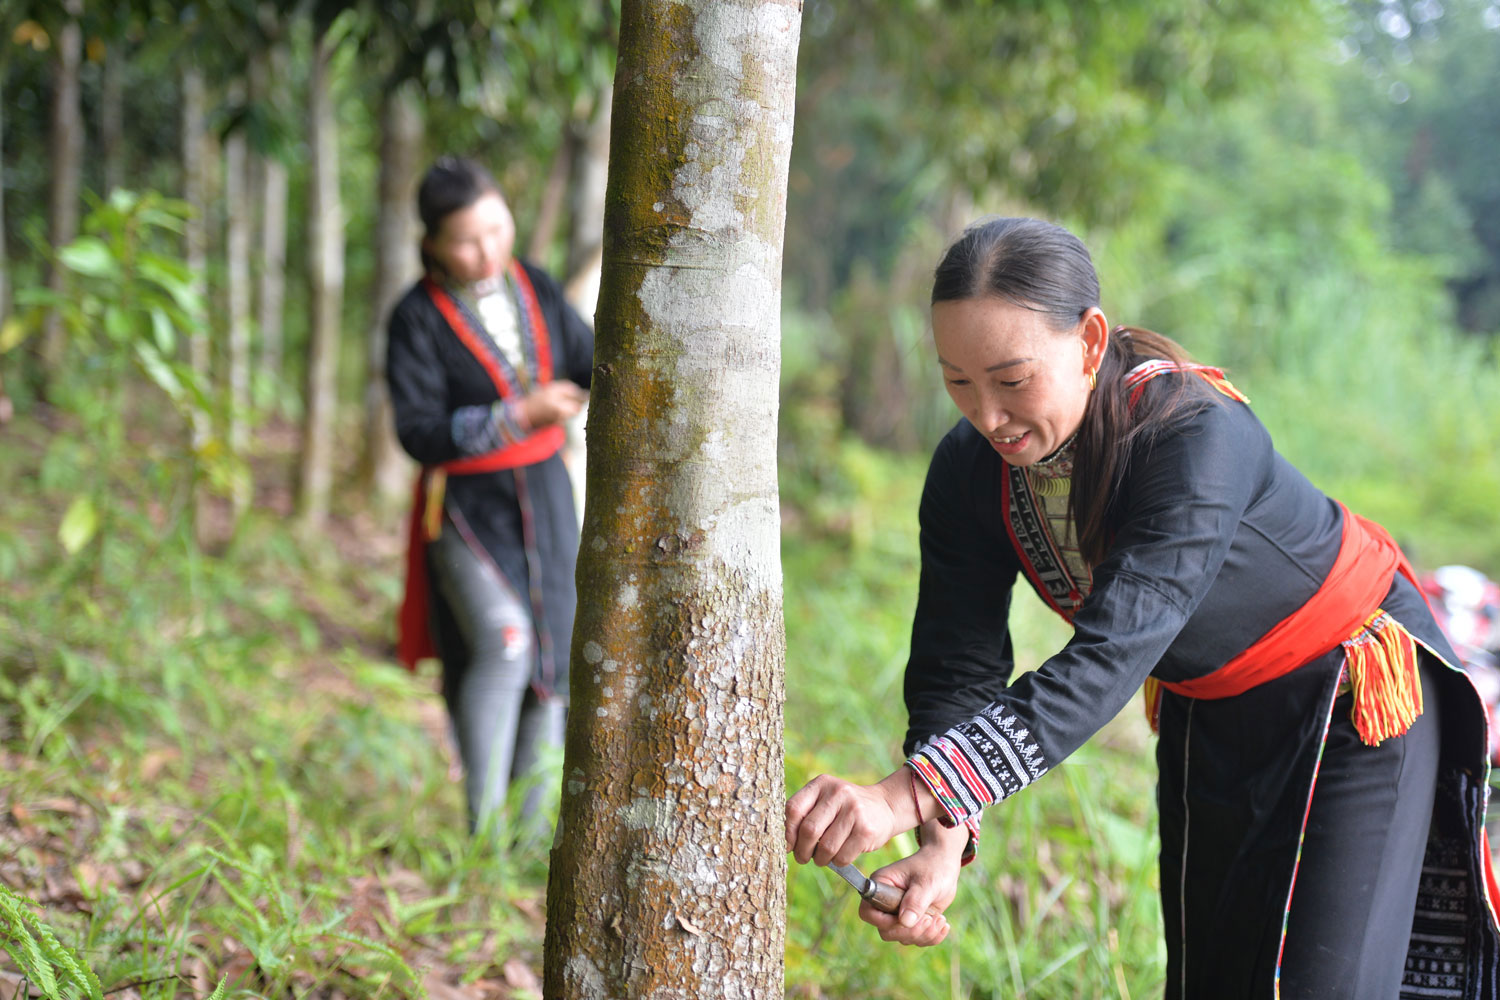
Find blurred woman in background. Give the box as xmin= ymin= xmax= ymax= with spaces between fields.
xmin=786 ymin=217 xmax=1500 ymax=998
xmin=386 ymin=156 xmax=593 ymax=840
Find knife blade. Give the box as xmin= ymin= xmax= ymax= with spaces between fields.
xmin=827 ymin=862 xmax=904 ymax=914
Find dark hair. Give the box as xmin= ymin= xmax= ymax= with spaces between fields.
xmin=416 ymin=156 xmax=502 ymax=275
xmin=932 ymin=217 xmax=1216 ymax=565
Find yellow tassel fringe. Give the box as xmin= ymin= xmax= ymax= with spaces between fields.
xmin=1343 ymin=609 xmax=1423 ymax=747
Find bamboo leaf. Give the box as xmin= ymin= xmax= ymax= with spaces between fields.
xmin=0 ymin=315 xmax=29 ymax=354
xmin=57 ymin=238 xmax=120 ymax=279
xmin=58 ymin=497 xmax=99 ymax=555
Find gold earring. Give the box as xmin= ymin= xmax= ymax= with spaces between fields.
xmin=1087 ymin=369 xmax=1097 ymax=391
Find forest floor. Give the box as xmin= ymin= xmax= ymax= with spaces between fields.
xmin=1 ymin=411 xmax=552 ymax=999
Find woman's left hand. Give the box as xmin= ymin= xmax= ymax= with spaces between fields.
xmin=785 ymin=770 xmax=916 ymax=867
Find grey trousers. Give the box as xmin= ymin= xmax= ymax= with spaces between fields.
xmin=428 ymin=526 xmax=565 ymax=840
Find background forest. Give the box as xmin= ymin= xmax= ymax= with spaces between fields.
xmin=2 ymin=0 xmax=1499 ymax=997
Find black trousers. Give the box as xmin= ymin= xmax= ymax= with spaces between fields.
xmin=1279 ymin=655 xmax=1442 ymax=998
xmin=1159 ymin=653 xmax=1443 ymax=999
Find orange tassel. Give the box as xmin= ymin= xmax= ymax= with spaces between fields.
xmin=423 ymin=470 xmax=447 ymax=541
xmin=1343 ymin=610 xmax=1423 ymax=746
xmin=1143 ymin=676 xmax=1163 ymax=734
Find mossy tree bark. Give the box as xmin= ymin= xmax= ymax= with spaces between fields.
xmin=543 ymin=2 xmax=801 ymax=998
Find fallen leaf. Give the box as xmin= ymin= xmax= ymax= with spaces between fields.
xmin=0 ymin=969 xmax=44 ymax=998
xmin=501 ymin=959 xmax=540 ymax=991
xmin=421 ymin=971 xmax=472 ymax=1000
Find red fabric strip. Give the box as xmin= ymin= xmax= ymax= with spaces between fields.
xmin=1162 ymin=503 xmax=1417 ymax=700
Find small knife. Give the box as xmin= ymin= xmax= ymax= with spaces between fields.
xmin=827 ymin=862 xmax=904 ymax=914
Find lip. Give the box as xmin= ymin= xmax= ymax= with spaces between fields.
xmin=989 ymin=431 xmax=1030 ymax=456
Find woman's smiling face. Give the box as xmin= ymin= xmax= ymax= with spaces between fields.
xmin=932 ymin=297 xmax=1108 ymax=467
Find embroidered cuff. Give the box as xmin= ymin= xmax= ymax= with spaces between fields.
xmin=450 ymin=403 xmax=501 ymax=455
xmin=907 ymin=706 xmax=1048 ymax=859
xmin=491 ymin=398 xmax=531 ymax=444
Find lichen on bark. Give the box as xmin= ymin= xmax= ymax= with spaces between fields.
xmin=543 ymin=2 xmax=802 ymax=998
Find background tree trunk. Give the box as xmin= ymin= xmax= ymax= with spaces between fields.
xmin=359 ymin=81 xmax=422 ymax=504
xmin=101 ymin=41 xmax=125 ymax=196
xmin=181 ymin=65 xmax=209 ymax=443
xmin=0 ymin=66 xmax=9 ymax=324
xmin=565 ymin=86 xmax=612 ymax=286
xmin=224 ymin=94 xmax=253 ymax=520
xmin=39 ymin=0 xmax=84 ymax=388
xmin=297 ymin=25 xmax=345 ymax=530
xmin=543 ymin=2 xmax=801 ymax=997
xmin=527 ymin=131 xmax=575 ymax=263
xmin=253 ymin=42 xmax=288 ymax=406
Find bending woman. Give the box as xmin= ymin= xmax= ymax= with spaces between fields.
xmin=785 ymin=217 xmax=1500 ymax=998
xmin=388 ymin=157 xmax=593 ymax=838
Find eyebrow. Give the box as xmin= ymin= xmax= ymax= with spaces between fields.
xmin=937 ymin=355 xmax=1034 ymax=372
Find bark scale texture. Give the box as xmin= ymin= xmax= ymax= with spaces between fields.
xmin=359 ymin=83 xmax=422 ymax=505
xmin=297 ymin=28 xmax=344 ymax=530
xmin=543 ymin=3 xmax=801 ymax=999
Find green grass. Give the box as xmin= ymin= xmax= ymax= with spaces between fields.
xmin=1 ymin=408 xmax=1168 ymax=999
xmin=781 ymin=440 xmax=1163 ymax=999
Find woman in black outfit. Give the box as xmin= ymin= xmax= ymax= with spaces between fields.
xmin=785 ymin=217 xmax=1500 ymax=998
xmin=386 ymin=157 xmax=594 ymax=839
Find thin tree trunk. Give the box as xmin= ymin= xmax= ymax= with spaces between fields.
xmin=0 ymin=69 xmax=9 ymax=425
xmin=297 ymin=27 xmax=344 ymax=530
xmin=543 ymin=2 xmax=801 ymax=997
xmin=253 ymin=43 xmax=288 ymax=403
xmin=224 ymin=88 xmax=253 ymax=519
xmin=0 ymin=65 xmax=9 ymax=325
xmin=359 ymin=82 xmax=421 ymax=504
xmin=181 ymin=64 xmax=209 ymax=442
xmin=39 ymin=0 xmax=85 ymax=386
xmin=527 ymin=131 xmax=574 ymax=263
xmin=565 ymin=86 xmax=612 ymax=284
xmin=101 ymin=42 xmax=125 ymax=196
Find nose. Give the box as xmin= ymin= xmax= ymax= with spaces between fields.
xmin=971 ymin=389 xmax=1009 ymax=436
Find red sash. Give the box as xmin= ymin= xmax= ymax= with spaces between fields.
xmin=396 ymin=264 xmax=566 ymax=670
xmin=1144 ymin=503 xmax=1424 ymax=745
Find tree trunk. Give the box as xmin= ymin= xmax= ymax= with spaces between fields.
xmin=527 ymin=131 xmax=575 ymax=263
xmin=542 ymin=3 xmax=801 ymax=998
xmin=565 ymin=86 xmax=612 ymax=285
xmin=39 ymin=1 xmax=85 ymax=386
xmin=101 ymin=41 xmax=125 ymax=196
xmin=0 ymin=66 xmax=9 ymax=324
xmin=359 ymin=81 xmax=422 ymax=505
xmin=253 ymin=43 xmax=289 ymax=404
xmin=181 ymin=65 xmax=210 ymax=442
xmin=297 ymin=26 xmax=344 ymax=530
xmin=224 ymin=89 xmax=253 ymax=519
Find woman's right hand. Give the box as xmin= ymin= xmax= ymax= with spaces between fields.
xmin=522 ymin=380 xmax=588 ymax=428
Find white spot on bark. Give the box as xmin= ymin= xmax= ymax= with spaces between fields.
xmin=563 ymin=955 xmax=606 ymax=993
xmin=583 ymin=641 xmax=604 ymax=664
xmin=623 ymin=795 xmax=675 ymax=832
xmin=616 ymin=582 xmax=639 ymax=611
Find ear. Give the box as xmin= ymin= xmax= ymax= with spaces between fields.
xmin=1079 ymin=307 xmax=1109 ymax=375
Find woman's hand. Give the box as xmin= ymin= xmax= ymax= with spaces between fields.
xmin=521 ymin=381 xmax=587 ymax=428
xmin=785 ymin=769 xmax=927 ymax=867
xmin=859 ymin=822 xmax=967 ymax=946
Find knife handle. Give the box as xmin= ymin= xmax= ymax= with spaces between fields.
xmin=863 ymin=879 xmax=905 ymax=914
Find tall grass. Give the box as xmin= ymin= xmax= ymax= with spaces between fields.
xmin=0 ymin=419 xmax=548 ymax=998
xmin=781 ymin=438 xmax=1164 ymax=999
